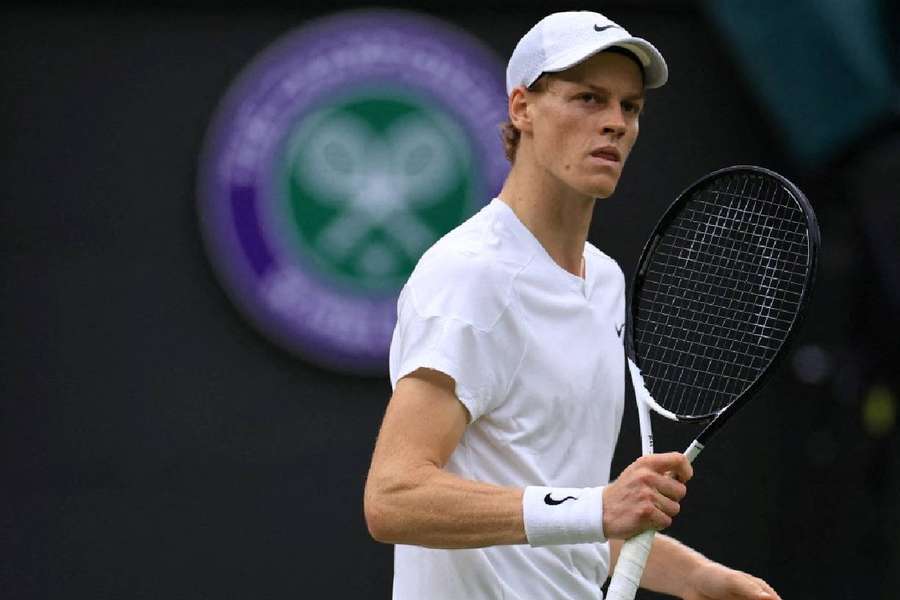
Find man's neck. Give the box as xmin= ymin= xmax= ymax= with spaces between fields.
xmin=498 ymin=158 xmax=595 ymax=278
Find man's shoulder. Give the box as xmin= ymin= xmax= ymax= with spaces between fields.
xmin=417 ymin=205 xmax=534 ymax=280
xmin=403 ymin=204 xmax=534 ymax=330
xmin=584 ymin=241 xmax=625 ymax=281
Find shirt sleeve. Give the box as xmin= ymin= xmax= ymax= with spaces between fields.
xmin=389 ymin=282 xmax=525 ymax=422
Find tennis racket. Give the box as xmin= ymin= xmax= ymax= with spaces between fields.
xmin=606 ymin=165 xmax=820 ymax=600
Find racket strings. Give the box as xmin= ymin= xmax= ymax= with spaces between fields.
xmin=633 ymin=173 xmax=810 ymax=418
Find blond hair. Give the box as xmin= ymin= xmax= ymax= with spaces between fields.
xmin=498 ymin=75 xmax=549 ymax=163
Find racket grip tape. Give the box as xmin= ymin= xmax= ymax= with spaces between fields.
xmin=606 ymin=529 xmax=656 ymax=600
xmin=606 ymin=443 xmax=704 ymax=599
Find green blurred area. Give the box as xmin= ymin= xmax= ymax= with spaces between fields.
xmin=704 ymin=0 xmax=898 ymax=167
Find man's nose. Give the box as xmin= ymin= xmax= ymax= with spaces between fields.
xmin=601 ymin=105 xmax=627 ymax=137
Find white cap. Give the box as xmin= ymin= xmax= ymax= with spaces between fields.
xmin=506 ymin=11 xmax=668 ymax=95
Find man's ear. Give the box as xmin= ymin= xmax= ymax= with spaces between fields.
xmin=508 ymin=86 xmax=533 ymax=134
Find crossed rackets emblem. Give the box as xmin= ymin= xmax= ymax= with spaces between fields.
xmin=290 ymin=109 xmax=462 ymax=277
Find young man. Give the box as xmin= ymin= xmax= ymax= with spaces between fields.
xmin=365 ymin=11 xmax=781 ymax=600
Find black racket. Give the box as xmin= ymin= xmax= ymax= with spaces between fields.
xmin=606 ymin=165 xmax=820 ymax=600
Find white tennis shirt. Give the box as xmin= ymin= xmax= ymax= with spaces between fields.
xmin=389 ymin=198 xmax=626 ymax=599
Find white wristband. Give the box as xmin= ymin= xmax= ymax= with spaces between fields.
xmin=522 ymin=486 xmax=606 ymax=547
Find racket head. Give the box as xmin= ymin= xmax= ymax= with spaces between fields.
xmin=625 ymin=165 xmax=820 ymax=423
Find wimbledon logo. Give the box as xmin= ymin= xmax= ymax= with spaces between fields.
xmin=197 ymin=10 xmax=509 ymax=374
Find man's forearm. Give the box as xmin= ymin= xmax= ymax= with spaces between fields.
xmin=609 ymin=534 xmax=708 ymax=598
xmin=365 ymin=463 xmax=526 ymax=549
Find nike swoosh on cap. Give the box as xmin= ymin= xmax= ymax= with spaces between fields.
xmin=594 ymin=24 xmax=619 ymax=32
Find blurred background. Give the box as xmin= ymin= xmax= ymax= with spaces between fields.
xmin=2 ymin=0 xmax=898 ymax=598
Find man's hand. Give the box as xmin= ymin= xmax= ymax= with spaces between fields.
xmin=683 ymin=561 xmax=781 ymax=600
xmin=602 ymin=453 xmax=693 ymax=539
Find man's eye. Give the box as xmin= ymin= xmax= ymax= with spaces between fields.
xmin=623 ymin=102 xmax=641 ymax=115
xmin=580 ymin=93 xmax=600 ymax=104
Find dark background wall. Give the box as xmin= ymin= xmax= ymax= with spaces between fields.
xmin=2 ymin=1 xmax=898 ymax=598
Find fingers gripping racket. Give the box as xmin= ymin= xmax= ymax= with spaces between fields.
xmin=606 ymin=166 xmax=820 ymax=600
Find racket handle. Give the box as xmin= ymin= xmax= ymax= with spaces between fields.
xmin=606 ymin=529 xmax=655 ymax=600
xmin=606 ymin=443 xmax=703 ymax=600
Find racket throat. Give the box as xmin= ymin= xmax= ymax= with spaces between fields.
xmin=683 ymin=439 xmax=704 ymax=463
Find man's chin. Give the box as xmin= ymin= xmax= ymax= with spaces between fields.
xmin=592 ymin=186 xmax=616 ymax=199
xmin=577 ymin=168 xmax=620 ymax=198
xmin=584 ymin=178 xmax=618 ymax=199
xmin=558 ymin=169 xmax=619 ymax=200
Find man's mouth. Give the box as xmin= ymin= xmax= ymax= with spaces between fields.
xmin=590 ymin=146 xmax=621 ymax=162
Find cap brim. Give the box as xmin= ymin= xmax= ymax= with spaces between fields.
xmin=541 ymin=35 xmax=668 ymax=89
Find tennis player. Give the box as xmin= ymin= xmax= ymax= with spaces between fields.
xmin=365 ymin=11 xmax=781 ymax=600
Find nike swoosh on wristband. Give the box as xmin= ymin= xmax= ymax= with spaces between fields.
xmin=544 ymin=493 xmax=578 ymax=506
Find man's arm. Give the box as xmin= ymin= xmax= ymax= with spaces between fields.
xmin=364 ymin=368 xmax=690 ymax=549
xmin=609 ymin=536 xmax=782 ymax=600
xmin=364 ymin=368 xmax=526 ymax=548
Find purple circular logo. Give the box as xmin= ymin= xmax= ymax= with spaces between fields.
xmin=197 ymin=10 xmax=509 ymax=374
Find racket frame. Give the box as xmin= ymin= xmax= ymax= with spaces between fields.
xmin=626 ymin=164 xmax=820 ymax=440
xmin=607 ymin=165 xmax=820 ymax=600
